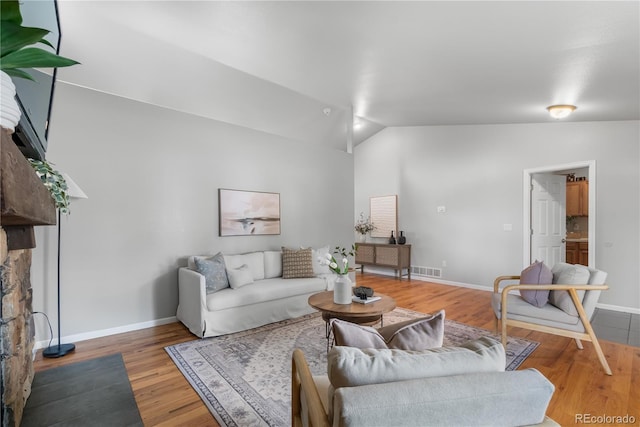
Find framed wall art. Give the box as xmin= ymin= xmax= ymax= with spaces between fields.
xmin=218 ymin=189 xmax=281 ymax=236
xmin=370 ymin=195 xmax=397 ymax=238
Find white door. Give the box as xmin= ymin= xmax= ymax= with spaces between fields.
xmin=530 ymin=174 xmax=566 ymax=266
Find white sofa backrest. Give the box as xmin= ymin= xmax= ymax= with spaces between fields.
xmin=188 ymin=251 xmax=285 ymax=281
xmin=583 ymin=266 xmax=607 ymax=318
xmin=264 ymin=251 xmax=283 ymax=278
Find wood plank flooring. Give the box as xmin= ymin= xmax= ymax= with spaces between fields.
xmin=33 ymin=274 xmax=640 ymax=426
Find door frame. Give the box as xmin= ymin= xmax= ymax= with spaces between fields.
xmin=523 ymin=160 xmax=596 ymax=268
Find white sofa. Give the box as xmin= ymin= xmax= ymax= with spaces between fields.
xmin=177 ymin=250 xmax=332 ymax=338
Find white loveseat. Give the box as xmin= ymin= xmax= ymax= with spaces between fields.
xmin=177 ymin=249 xmax=332 ymax=338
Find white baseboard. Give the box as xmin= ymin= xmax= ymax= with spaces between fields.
xmin=33 ymin=316 xmax=178 ymax=351
xmin=595 ymin=303 xmax=640 ymax=315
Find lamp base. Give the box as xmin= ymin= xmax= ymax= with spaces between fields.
xmin=43 ymin=343 xmax=76 ymax=358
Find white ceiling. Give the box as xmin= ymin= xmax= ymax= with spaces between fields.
xmin=55 ymin=1 xmax=639 ymax=150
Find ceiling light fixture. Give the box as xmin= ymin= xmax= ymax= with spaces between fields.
xmin=547 ymin=104 xmax=576 ymax=119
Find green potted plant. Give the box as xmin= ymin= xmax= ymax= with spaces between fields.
xmin=1 ymin=0 xmax=79 ymax=130
xmin=28 ymin=159 xmax=70 ymax=214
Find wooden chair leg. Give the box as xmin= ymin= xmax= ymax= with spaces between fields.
xmin=589 ymin=334 xmax=612 ymax=376
xmin=575 ymin=338 xmax=583 ymax=349
xmin=501 ymin=320 xmax=508 ymax=348
xmin=570 ymin=289 xmax=612 ymax=376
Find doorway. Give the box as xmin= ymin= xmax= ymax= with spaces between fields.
xmin=523 ymin=161 xmax=596 ymax=268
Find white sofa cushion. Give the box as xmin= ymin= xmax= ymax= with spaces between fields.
xmin=264 ymin=250 xmax=283 ymax=278
xmin=224 ymin=252 xmax=265 ymax=281
xmin=205 ymin=277 xmax=327 ymax=311
xmin=328 ymin=336 xmax=505 ymax=389
xmin=332 ymin=369 xmax=555 ymax=427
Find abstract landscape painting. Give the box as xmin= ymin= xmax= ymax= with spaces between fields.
xmin=219 ymin=189 xmax=281 ymax=236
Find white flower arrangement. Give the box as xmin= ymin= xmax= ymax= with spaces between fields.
xmin=354 ymin=212 xmax=374 ymax=235
xmin=318 ymin=245 xmax=356 ymax=275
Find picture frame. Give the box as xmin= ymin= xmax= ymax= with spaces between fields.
xmin=370 ymin=195 xmax=397 ymax=238
xmin=218 ymin=189 xmax=281 ymax=236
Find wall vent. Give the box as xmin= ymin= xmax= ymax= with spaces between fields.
xmin=411 ymin=265 xmax=442 ymax=278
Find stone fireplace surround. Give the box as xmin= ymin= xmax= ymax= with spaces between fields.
xmin=1 ymin=128 xmax=56 ymax=426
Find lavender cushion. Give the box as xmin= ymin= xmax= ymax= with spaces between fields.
xmin=519 ymin=261 xmax=553 ymax=307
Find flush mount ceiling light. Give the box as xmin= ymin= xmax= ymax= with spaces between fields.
xmin=547 ymin=104 xmax=576 ymax=119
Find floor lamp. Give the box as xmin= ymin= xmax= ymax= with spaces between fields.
xmin=43 ymin=173 xmax=87 ymax=358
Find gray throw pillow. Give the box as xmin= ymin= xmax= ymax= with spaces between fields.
xmin=549 ymin=263 xmax=591 ymax=316
xmin=518 ymin=260 xmax=553 ymax=307
xmin=194 ymin=252 xmax=229 ymax=294
xmin=332 ymin=310 xmax=445 ymax=351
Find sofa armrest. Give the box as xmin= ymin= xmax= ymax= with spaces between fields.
xmin=177 ymin=267 xmax=207 ymax=337
xmin=333 ymin=369 xmax=555 ymax=427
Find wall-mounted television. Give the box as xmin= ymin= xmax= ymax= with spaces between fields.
xmin=10 ymin=0 xmax=62 ymax=161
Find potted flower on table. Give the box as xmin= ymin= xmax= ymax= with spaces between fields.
xmin=354 ymin=212 xmax=374 ymax=242
xmin=319 ymin=245 xmax=356 ymax=304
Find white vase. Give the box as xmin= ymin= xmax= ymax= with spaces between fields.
xmin=0 ymin=71 xmax=21 ymax=132
xmin=333 ymin=275 xmax=352 ymax=304
xmin=359 ymin=233 xmax=367 ymax=243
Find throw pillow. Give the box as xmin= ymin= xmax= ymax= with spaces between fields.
xmin=227 ymin=264 xmax=254 ymax=289
xmin=518 ymin=260 xmax=553 ymax=307
xmin=194 ymin=253 xmax=229 ymax=294
xmin=549 ymin=263 xmax=591 ymax=316
xmin=311 ymin=245 xmax=332 ymax=275
xmin=332 ymin=310 xmax=445 ymax=351
xmin=223 ymin=252 xmax=265 ymax=281
xmin=281 ymin=247 xmax=315 ymax=279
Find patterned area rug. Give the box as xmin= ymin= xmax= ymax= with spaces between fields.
xmin=165 ymin=308 xmax=538 ymax=427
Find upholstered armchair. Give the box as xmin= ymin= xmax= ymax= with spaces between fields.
xmin=491 ymin=262 xmax=611 ymax=375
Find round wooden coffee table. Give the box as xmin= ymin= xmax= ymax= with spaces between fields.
xmin=308 ymin=291 xmax=396 ymax=350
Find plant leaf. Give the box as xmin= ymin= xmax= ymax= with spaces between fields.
xmin=1 ymin=47 xmax=79 ymax=71
xmin=1 ymin=21 xmax=50 ymax=56
xmin=4 ymin=68 xmax=35 ymax=80
xmin=0 ymin=1 xmax=23 ymax=25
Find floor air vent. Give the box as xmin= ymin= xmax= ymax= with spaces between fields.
xmin=411 ymin=266 xmax=442 ymax=278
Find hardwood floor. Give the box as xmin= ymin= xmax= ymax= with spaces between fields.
xmin=33 ymin=274 xmax=640 ymax=426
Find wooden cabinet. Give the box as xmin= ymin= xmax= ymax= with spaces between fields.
xmin=566 ymin=181 xmax=589 ymax=216
xmin=566 ymin=241 xmax=588 ymax=266
xmin=355 ymin=243 xmax=411 ymax=279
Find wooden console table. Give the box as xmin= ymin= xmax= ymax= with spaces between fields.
xmin=355 ymin=243 xmax=411 ymax=279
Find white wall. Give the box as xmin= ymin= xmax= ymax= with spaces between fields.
xmin=355 ymin=121 xmax=640 ymax=311
xmin=31 ymin=82 xmax=354 ymax=343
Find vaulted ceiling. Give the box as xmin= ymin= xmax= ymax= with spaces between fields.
xmin=56 ymin=1 xmax=639 ymax=150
